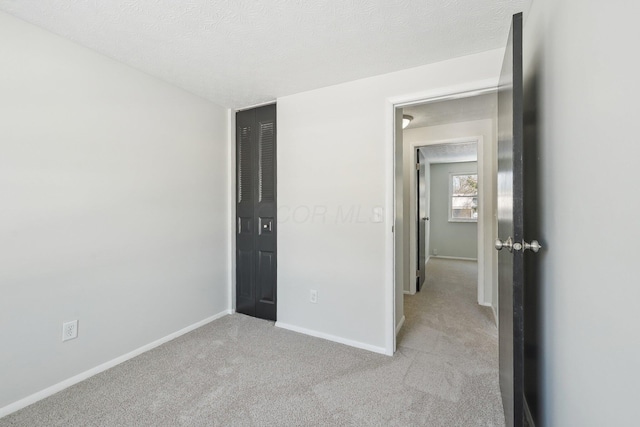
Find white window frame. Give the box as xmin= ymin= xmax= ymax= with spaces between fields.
xmin=448 ymin=172 xmax=478 ymax=223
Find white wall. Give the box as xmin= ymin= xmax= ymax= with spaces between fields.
xmin=525 ymin=1 xmax=640 ymax=425
xmin=404 ymin=119 xmax=497 ymax=306
xmin=276 ymin=49 xmax=503 ymax=353
xmin=0 ymin=12 xmax=230 ymax=411
xmin=429 ymin=162 xmax=478 ymax=259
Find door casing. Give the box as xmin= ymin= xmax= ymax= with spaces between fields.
xmin=407 ymin=137 xmax=483 ymax=297
xmin=388 ymin=83 xmax=498 ymax=354
xmin=416 ymin=149 xmax=427 ymax=292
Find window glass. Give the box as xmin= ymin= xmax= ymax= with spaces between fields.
xmin=450 ymin=174 xmax=478 ymax=221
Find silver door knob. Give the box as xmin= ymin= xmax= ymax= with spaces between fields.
xmin=495 ymin=237 xmax=541 ymax=253
xmin=523 ymin=240 xmax=542 ymax=253
xmin=495 ymin=236 xmax=514 ymax=252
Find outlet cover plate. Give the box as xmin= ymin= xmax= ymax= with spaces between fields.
xmin=62 ymin=320 xmax=78 ymax=342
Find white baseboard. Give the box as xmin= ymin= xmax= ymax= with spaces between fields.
xmin=0 ymin=309 xmax=232 ymax=418
xmin=275 ymin=321 xmax=387 ymax=355
xmin=395 ymin=315 xmax=406 ymax=335
xmin=403 ymin=290 xmax=415 ymax=295
xmin=431 ymin=255 xmax=477 ymax=261
xmin=477 ymin=302 xmax=498 ymax=327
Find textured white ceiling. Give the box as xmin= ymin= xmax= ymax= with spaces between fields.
xmin=419 ymin=142 xmax=477 ymax=164
xmin=0 ymin=0 xmax=530 ymax=108
xmin=407 ymin=93 xmax=494 ymax=163
xmin=403 ymin=92 xmax=497 ymax=129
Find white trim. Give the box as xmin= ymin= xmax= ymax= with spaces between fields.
xmin=476 ymin=132 xmax=487 ymax=306
xmin=0 ymin=310 xmax=231 ymax=418
xmin=275 ymin=322 xmax=389 ymax=355
xmin=431 ymin=255 xmax=477 ymax=261
xmin=385 ymin=95 xmax=396 ymax=356
xmin=395 ymin=315 xmax=406 ymax=335
xmin=403 ymin=290 xmax=415 ymax=295
xmin=478 ymin=301 xmax=498 ymax=327
xmin=386 ymin=78 xmax=499 ymax=356
xmin=388 ymin=81 xmax=498 ymax=108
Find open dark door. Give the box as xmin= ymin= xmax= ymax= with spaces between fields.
xmin=497 ymin=12 xmax=524 ymax=427
xmin=416 ymin=149 xmax=427 ymax=291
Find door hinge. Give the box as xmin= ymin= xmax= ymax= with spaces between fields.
xmin=416 ymin=270 xmax=420 ymax=277
xmin=416 ymin=163 xmax=420 ymax=171
xmin=392 ymin=225 xmax=394 ymax=233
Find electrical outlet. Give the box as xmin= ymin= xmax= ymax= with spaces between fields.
xmin=62 ymin=320 xmax=78 ymax=342
xmin=310 ymin=290 xmax=318 ymax=304
xmin=433 ymin=248 xmax=438 ymax=256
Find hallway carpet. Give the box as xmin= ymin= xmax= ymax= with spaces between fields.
xmin=1 ymin=258 xmax=504 ymax=426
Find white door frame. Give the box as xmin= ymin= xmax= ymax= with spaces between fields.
xmin=386 ymin=81 xmax=497 ymax=354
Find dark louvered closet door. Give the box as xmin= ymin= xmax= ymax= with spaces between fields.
xmin=236 ymin=104 xmax=277 ymax=321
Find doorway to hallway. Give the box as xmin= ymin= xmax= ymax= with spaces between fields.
xmin=414 ymin=141 xmax=479 ymax=293
xmin=394 ymin=91 xmax=499 ymax=349
xmin=389 ymin=86 xmax=498 ymax=358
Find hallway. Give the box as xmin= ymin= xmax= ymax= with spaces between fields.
xmin=397 ymin=258 xmax=504 ymax=426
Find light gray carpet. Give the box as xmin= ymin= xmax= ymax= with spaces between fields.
xmin=1 ymin=258 xmax=504 ymax=426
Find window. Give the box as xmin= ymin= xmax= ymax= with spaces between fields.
xmin=449 ymin=173 xmax=478 ymax=222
